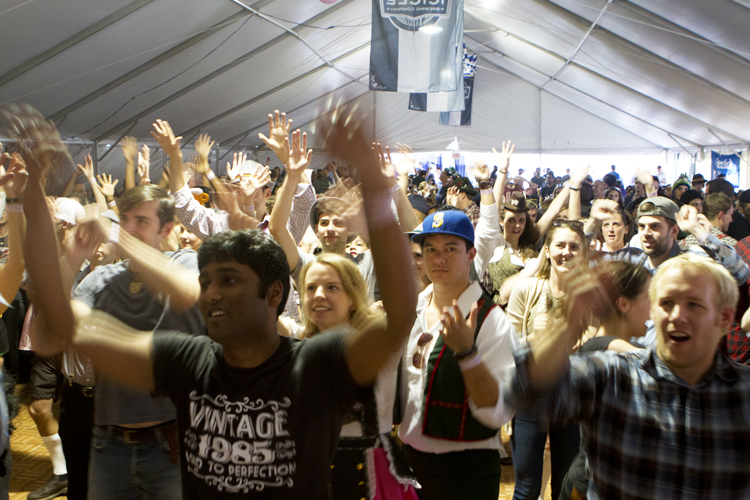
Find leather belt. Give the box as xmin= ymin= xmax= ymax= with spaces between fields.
xmin=98 ymin=420 xmax=177 ymax=444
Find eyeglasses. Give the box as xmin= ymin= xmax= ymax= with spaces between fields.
xmin=412 ymin=332 xmax=434 ymax=369
xmin=552 ymin=218 xmax=584 ymax=229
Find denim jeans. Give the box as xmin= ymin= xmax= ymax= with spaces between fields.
xmin=88 ymin=425 xmax=182 ymax=500
xmin=510 ymin=412 xmax=580 ymax=500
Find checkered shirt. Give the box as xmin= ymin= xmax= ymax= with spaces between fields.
xmin=506 ymin=346 xmax=750 ymax=499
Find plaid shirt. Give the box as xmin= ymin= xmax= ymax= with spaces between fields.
xmin=680 ymin=224 xmax=738 ymax=248
xmin=462 ymin=202 xmax=480 ymax=230
xmin=603 ymin=235 xmax=749 ymax=285
xmin=725 ymin=236 xmax=750 ymax=363
xmin=506 ymin=346 xmax=750 ymax=499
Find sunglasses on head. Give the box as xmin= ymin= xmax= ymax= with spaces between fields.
xmin=552 ymin=218 xmax=584 ymax=229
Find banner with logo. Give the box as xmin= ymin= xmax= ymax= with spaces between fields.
xmin=409 ymin=46 xmax=475 ymax=113
xmin=711 ymin=150 xmax=740 ymax=188
xmin=370 ymin=0 xmax=464 ymax=93
xmin=439 ymin=51 xmax=477 ymax=126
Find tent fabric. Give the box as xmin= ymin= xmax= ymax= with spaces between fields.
xmin=1 ymin=0 xmax=750 ymax=166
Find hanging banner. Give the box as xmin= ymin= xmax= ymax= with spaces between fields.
xmin=409 ymin=46 xmax=475 ymax=113
xmin=711 ymin=150 xmax=740 ymax=188
xmin=439 ymin=52 xmax=477 ymax=126
xmin=370 ymin=0 xmax=464 ymax=93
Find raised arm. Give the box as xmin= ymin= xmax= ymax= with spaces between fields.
xmin=375 ymin=143 xmax=419 ymax=233
xmin=0 ymin=154 xmax=27 ymax=315
xmin=472 ymin=159 xmax=502 ymax=278
xmin=268 ymin=130 xmax=309 ymax=272
xmin=319 ymin=107 xmax=417 ymax=386
xmin=191 ymin=134 xmax=222 ymax=194
xmin=96 ymin=173 xmax=119 ymax=214
xmin=491 ymin=141 xmax=513 ymax=210
xmin=22 ymin=132 xmax=76 ymax=355
xmin=566 ymin=164 xmax=590 ymax=221
xmin=71 ymin=302 xmax=155 ymax=392
xmin=151 ymin=120 xmax=183 ymax=195
xmin=77 ymin=213 xmax=200 ymax=311
xmin=137 ymin=145 xmax=150 ymax=186
xmin=120 ymin=137 xmax=138 ymax=191
xmin=78 ymin=154 xmax=107 ymax=211
xmin=677 ymin=204 xmax=750 ymax=284
xmin=259 ymin=110 xmax=292 ymax=166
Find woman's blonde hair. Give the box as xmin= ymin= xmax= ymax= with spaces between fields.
xmin=298 ymin=254 xmax=378 ymax=338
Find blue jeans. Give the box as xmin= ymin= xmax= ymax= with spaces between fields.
xmin=88 ymin=425 xmax=182 ymax=500
xmin=510 ymin=413 xmax=580 ymax=500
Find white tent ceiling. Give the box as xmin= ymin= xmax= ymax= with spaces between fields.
xmin=2 ymin=0 xmax=750 ymax=166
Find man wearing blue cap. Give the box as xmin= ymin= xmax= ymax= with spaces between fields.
xmin=395 ymin=208 xmax=517 ymax=500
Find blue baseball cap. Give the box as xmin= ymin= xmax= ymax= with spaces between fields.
xmin=411 ymin=210 xmax=474 ymax=246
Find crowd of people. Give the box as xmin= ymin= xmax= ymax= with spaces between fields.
xmin=0 ymin=103 xmax=747 ymax=500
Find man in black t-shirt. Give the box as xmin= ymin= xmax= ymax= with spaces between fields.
xmin=24 ymin=119 xmax=417 ymax=499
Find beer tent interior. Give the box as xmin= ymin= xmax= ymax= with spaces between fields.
xmin=3 ymin=0 xmax=750 ymax=191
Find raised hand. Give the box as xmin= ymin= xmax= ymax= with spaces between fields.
xmin=440 ymin=300 xmax=479 ymax=354
xmin=634 ymin=167 xmax=655 ymax=191
xmin=316 ymin=102 xmax=387 ymax=193
xmin=472 ymin=158 xmax=490 ymax=182
xmin=1 ymin=153 xmax=28 ymax=199
xmin=394 ymin=142 xmax=415 ymax=177
xmin=150 ymin=120 xmax=181 ymax=158
xmin=226 ymin=152 xmax=246 ymax=180
xmin=373 ymin=143 xmax=396 ymax=187
xmin=194 ymin=134 xmax=215 ymax=164
xmin=491 ymin=140 xmax=515 ymax=172
xmin=567 ymin=164 xmax=591 ymax=188
xmin=137 ymin=145 xmax=150 ymax=184
xmin=77 ymin=154 xmax=95 ymax=180
xmin=96 ymin=173 xmax=119 ymax=199
xmin=285 ymin=130 xmax=312 ymax=174
xmin=446 ymin=186 xmax=459 ymax=207
xmin=258 ymin=110 xmax=292 ymax=164
xmin=120 ymin=137 xmax=138 ymax=164
xmin=676 ymin=204 xmax=710 ymax=242
xmin=589 ymin=199 xmax=620 ymax=221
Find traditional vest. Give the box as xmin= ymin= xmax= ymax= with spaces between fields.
xmin=395 ymin=291 xmax=499 ymax=442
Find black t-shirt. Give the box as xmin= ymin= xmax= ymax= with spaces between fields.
xmin=152 ymin=329 xmax=358 ymax=499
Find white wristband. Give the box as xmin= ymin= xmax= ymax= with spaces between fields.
xmin=458 ymin=352 xmax=482 ymax=371
xmin=244 ymin=204 xmax=255 ymax=214
xmin=6 ymin=204 xmax=22 ymax=213
xmin=107 ymin=200 xmax=116 ymax=208
xmin=480 ymin=188 xmax=492 ymax=196
xmin=206 ymin=170 xmax=216 ymax=181
xmin=109 ymin=223 xmax=120 ymax=244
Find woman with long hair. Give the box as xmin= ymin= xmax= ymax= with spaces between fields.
xmin=298 ymin=253 xmax=417 ymax=499
xmin=472 ymin=147 xmax=588 ymax=305
xmin=505 ymin=221 xmax=590 ymax=500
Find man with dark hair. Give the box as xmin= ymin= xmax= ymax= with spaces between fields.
xmin=606 ymin=196 xmax=749 ymax=345
xmin=23 ymin=116 xmax=417 ymax=500
xmin=397 ymin=209 xmax=516 ymax=500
